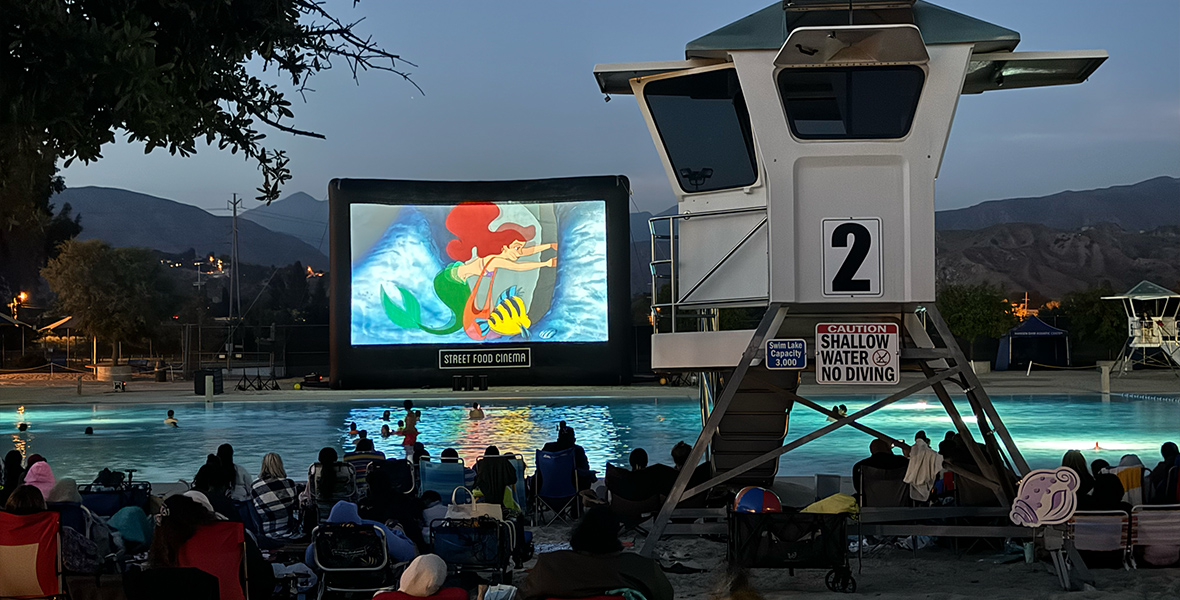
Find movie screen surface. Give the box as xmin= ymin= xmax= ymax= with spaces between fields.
xmin=350 ymin=200 xmax=608 ymax=346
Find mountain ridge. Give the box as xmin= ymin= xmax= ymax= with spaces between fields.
xmin=53 ymin=187 xmax=328 ymax=268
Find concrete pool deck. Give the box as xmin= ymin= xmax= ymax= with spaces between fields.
xmin=0 ymin=368 xmax=1175 ymax=406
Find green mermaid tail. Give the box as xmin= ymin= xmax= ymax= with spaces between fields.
xmin=381 ymin=262 xmax=468 ymax=335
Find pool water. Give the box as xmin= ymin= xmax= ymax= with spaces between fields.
xmin=5 ymin=393 xmax=1177 ymax=484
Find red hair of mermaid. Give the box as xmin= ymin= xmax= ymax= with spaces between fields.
xmin=445 ymin=202 xmax=536 ymax=261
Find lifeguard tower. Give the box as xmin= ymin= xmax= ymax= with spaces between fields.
xmin=593 ymin=0 xmax=1106 ymax=552
xmin=1104 ymin=281 xmax=1180 ymax=374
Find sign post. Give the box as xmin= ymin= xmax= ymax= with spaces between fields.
xmin=815 ymin=323 xmax=899 ymax=385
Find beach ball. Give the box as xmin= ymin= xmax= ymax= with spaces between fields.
xmin=734 ymin=486 xmax=782 ymax=513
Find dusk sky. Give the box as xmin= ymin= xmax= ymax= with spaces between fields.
xmin=58 ymin=0 xmax=1180 ymax=215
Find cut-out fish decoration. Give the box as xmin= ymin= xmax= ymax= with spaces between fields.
xmin=477 ymin=286 xmax=532 ymax=339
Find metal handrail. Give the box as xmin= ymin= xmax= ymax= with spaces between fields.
xmin=648 ymin=206 xmax=767 ymax=333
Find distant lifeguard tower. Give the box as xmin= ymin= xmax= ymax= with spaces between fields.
xmin=1104 ymin=281 xmax=1180 ymax=373
xmin=594 ymin=0 xmax=1106 ymax=552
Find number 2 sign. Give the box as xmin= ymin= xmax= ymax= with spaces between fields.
xmin=822 ymin=218 xmax=881 ymax=297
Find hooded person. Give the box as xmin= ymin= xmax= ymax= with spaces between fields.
xmin=24 ymin=459 xmax=56 ymax=499
xmin=1 ymin=450 xmax=25 ymax=505
xmin=304 ymin=501 xmax=416 ymax=566
xmin=48 ymin=478 xmax=117 ymax=561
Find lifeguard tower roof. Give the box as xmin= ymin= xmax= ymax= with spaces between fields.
xmin=595 ymin=1 xmax=1105 ymax=95
xmin=1103 ymin=280 xmax=1180 ymax=301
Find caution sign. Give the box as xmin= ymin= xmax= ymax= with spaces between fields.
xmin=815 ymin=323 xmax=899 ymax=385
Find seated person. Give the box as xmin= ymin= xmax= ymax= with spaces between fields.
xmin=1079 ymin=474 xmax=1132 ymax=513
xmin=519 ymin=507 xmax=673 ymax=600
xmin=305 ymin=501 xmax=416 ymax=567
xmin=1148 ymin=442 xmax=1178 ymax=504
xmin=191 ymin=461 xmax=240 ymax=521
xmin=648 ymin=441 xmax=712 ymax=506
xmin=361 ymin=459 xmax=426 ymax=550
xmin=373 ymin=554 xmax=466 ymax=600
xmin=344 ymin=438 xmax=387 ymax=496
xmin=439 ymin=448 xmax=476 ymax=489
xmin=420 ymin=490 xmax=448 ymax=540
xmin=251 ymin=453 xmax=301 ymax=542
xmin=474 ymin=453 xmax=517 ymax=507
xmin=149 ymin=494 xmax=275 ymax=600
xmin=852 ymin=439 xmax=909 ymax=493
xmin=541 ymin=424 xmax=596 ymax=487
xmin=307 ymin=447 xmax=358 ymax=524
xmin=47 ymin=478 xmax=116 ymax=561
xmin=606 ymin=449 xmax=662 ymax=501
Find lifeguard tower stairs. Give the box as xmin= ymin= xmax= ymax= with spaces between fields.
xmin=594 ymin=0 xmax=1106 ymax=553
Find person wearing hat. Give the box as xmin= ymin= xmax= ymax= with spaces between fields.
xmin=373 ymin=554 xmax=466 ymax=600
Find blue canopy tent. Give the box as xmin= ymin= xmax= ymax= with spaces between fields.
xmin=995 ymin=316 xmax=1070 ymax=371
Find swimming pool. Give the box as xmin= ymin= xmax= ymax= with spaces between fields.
xmin=5 ymin=393 xmax=1177 ymax=484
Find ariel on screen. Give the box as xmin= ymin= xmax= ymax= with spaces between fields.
xmin=349 ymin=200 xmax=608 ymax=346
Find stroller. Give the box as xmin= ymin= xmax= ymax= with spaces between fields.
xmin=728 ymin=509 xmax=856 ymax=593
xmin=430 ymin=516 xmax=515 ymax=584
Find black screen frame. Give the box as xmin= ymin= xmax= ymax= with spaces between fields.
xmin=328 ymin=176 xmax=633 ymax=389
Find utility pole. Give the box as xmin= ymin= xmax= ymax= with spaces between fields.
xmin=229 ymin=194 xmax=243 ymax=323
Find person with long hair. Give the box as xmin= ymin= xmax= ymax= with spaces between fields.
xmin=251 ymin=453 xmax=300 ymax=541
xmin=307 ymin=447 xmax=357 ymax=525
xmin=1061 ymin=450 xmax=1095 ymax=497
xmin=4 ymin=484 xmax=46 ymax=515
xmin=191 ymin=458 xmax=238 ymax=521
xmin=381 ymin=201 xmax=558 ymax=341
xmin=519 ymin=507 xmax=672 ymax=600
xmin=217 ymin=444 xmax=252 ymax=502
xmin=0 ymin=450 xmax=25 ymax=505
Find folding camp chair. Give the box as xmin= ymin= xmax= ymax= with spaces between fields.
xmin=124 ymin=567 xmax=221 ymax=600
xmin=419 ymin=458 xmax=468 ymax=504
xmin=534 ymin=449 xmax=580 ymax=526
xmin=0 ymin=511 xmax=62 ymax=599
xmin=815 ymin=474 xmax=843 ymax=501
xmin=1068 ymin=510 xmax=1131 ymax=569
xmin=507 ymin=455 xmax=528 ymax=513
xmin=430 ymin=517 xmax=515 ymax=584
xmin=312 ymin=522 xmax=398 ymax=600
xmin=858 ymin=465 xmax=910 ymax=508
xmin=1130 ymin=504 xmax=1180 ymax=568
xmin=177 ymin=521 xmax=248 ymax=600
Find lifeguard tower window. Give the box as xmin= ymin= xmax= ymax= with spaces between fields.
xmin=778 ymin=66 xmax=925 ymax=140
xmin=643 ymin=68 xmax=758 ymax=193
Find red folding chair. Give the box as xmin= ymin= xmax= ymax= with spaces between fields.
xmin=177 ymin=521 xmax=248 ymax=600
xmin=0 ymin=511 xmax=62 ymax=599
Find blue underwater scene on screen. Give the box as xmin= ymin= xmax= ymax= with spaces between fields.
xmin=350 ymin=200 xmax=608 ymax=345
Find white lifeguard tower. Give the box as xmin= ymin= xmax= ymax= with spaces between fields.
xmin=1104 ymin=281 xmax=1180 ymax=373
xmin=594 ymin=0 xmax=1106 ymax=552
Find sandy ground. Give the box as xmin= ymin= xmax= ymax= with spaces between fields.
xmin=521 ymin=524 xmax=1180 ymax=600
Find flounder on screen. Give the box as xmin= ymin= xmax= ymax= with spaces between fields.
xmin=350 ymin=200 xmax=607 ymax=345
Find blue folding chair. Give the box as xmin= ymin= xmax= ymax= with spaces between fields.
xmin=419 ymin=458 xmax=468 ymax=504
xmin=507 ymin=455 xmax=527 ymax=511
xmin=534 ymin=449 xmax=579 ymax=526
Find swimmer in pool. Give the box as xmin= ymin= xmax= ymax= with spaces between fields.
xmin=469 ymin=402 xmax=485 ymax=420
xmin=164 ymin=410 xmax=179 ymax=427
xmin=349 ymin=422 xmax=360 ymax=436
xmin=17 ymin=422 xmax=28 ymax=432
xmin=85 ymin=427 xmax=94 ymax=435
xmin=381 ymin=424 xmax=393 ymax=438
xmin=382 ymin=410 xmax=391 ymax=422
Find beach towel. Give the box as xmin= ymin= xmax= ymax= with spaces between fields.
xmin=1112 ymin=466 xmax=1144 ymax=506
xmin=801 ymin=493 xmax=859 ymax=517
xmin=903 ymin=439 xmax=943 ymax=501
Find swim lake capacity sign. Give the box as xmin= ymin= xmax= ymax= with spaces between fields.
xmin=765 ymin=339 xmax=807 ymax=370
xmin=815 ymin=324 xmax=899 ymax=385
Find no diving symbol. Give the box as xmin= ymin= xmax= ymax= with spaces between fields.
xmin=872 ymin=349 xmax=891 ymax=367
